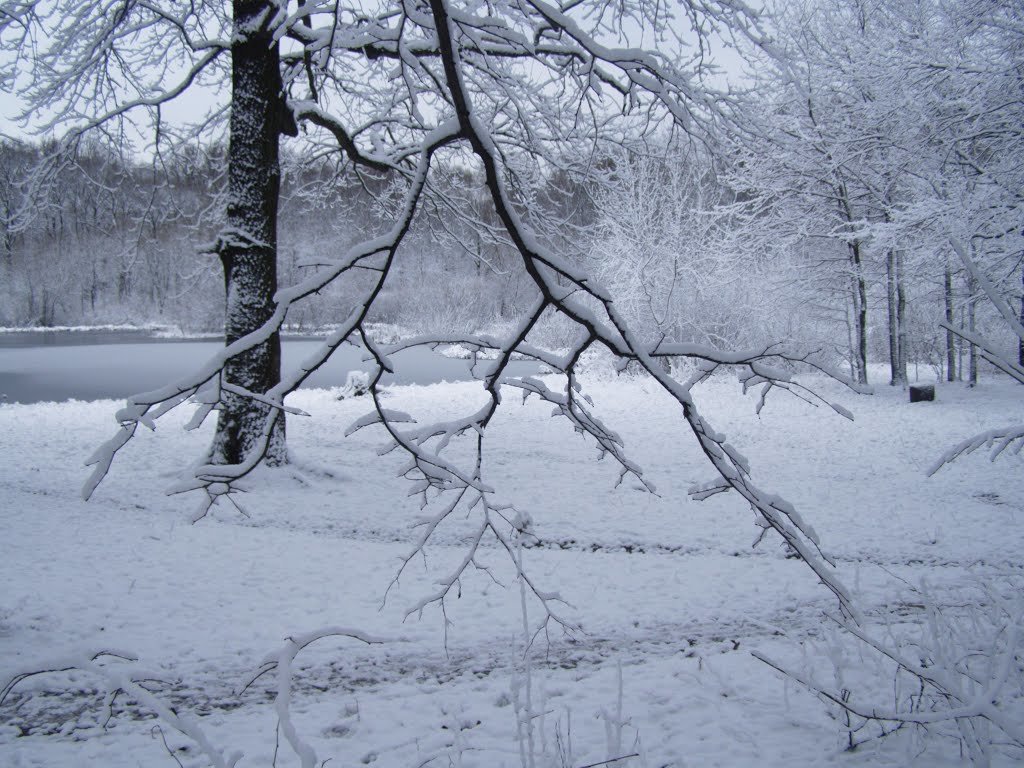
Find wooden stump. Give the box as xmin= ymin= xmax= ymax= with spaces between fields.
xmin=909 ymin=384 xmax=935 ymax=402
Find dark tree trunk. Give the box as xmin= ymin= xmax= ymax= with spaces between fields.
xmin=896 ymin=249 xmax=907 ymax=382
xmin=210 ymin=0 xmax=288 ymax=466
xmin=849 ymin=240 xmax=868 ymax=385
xmin=886 ymin=249 xmax=907 ymax=386
xmin=957 ymin=305 xmax=965 ymax=380
xmin=886 ymin=250 xmax=898 ymax=383
xmin=967 ymin=270 xmax=978 ymax=387
xmin=838 ymin=184 xmax=868 ymax=385
xmin=945 ymin=261 xmax=956 ymax=382
xmin=1019 ymin=264 xmax=1023 ymax=368
xmin=1 ymin=203 xmax=12 ymax=260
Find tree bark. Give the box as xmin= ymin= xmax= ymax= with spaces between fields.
xmin=886 ymin=250 xmax=898 ymax=384
xmin=849 ymin=240 xmax=868 ymax=385
xmin=886 ymin=249 xmax=907 ymax=386
xmin=1019 ymin=263 xmax=1023 ymax=368
xmin=210 ymin=0 xmax=288 ymax=466
xmin=957 ymin=304 xmax=965 ymax=380
xmin=838 ymin=184 xmax=868 ymax=386
xmin=944 ymin=260 xmax=956 ymax=382
xmin=967 ymin=269 xmax=978 ymax=387
xmin=896 ymin=248 xmax=907 ymax=383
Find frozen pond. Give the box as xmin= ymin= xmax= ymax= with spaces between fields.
xmin=0 ymin=330 xmax=537 ymax=404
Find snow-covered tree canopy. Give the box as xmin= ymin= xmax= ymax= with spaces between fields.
xmin=1 ymin=0 xmax=864 ymax=620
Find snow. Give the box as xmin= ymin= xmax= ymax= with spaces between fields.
xmin=0 ymin=370 xmax=1022 ymax=766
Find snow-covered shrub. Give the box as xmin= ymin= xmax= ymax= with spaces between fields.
xmin=336 ymin=370 xmax=370 ymax=399
xmin=755 ymin=575 xmax=1024 ymax=766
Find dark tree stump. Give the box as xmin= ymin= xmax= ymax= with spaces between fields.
xmin=909 ymin=384 xmax=935 ymax=402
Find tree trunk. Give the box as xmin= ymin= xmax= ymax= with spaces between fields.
xmin=967 ymin=269 xmax=978 ymax=387
xmin=886 ymin=250 xmax=900 ymax=385
xmin=957 ymin=305 xmax=965 ymax=381
xmin=849 ymin=241 xmax=868 ymax=385
xmin=895 ymin=248 xmax=907 ymax=384
xmin=1019 ymin=263 xmax=1023 ymax=368
xmin=1 ymin=201 xmax=12 ymax=260
xmin=944 ymin=260 xmax=956 ymax=382
xmin=210 ymin=0 xmax=288 ymax=466
xmin=837 ymin=183 xmax=868 ymax=386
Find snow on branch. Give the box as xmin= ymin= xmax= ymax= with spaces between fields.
xmin=753 ymin=579 xmax=1024 ymax=762
xmin=425 ymin=0 xmax=856 ymax=617
xmin=0 ymin=649 xmax=242 ymax=768
xmin=245 ymin=627 xmax=388 ymax=768
xmin=84 ymin=121 xmax=463 ymax=499
xmin=77 ymin=0 xmax=863 ymax=631
xmin=931 ymin=234 xmax=1024 ymax=475
xmin=949 ymin=236 xmax=1024 ymax=348
xmin=1 ymin=629 xmax=389 ymax=768
xmin=928 ymin=425 xmax=1024 ymax=477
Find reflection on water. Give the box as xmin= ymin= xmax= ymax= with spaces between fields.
xmin=0 ymin=330 xmax=537 ymax=404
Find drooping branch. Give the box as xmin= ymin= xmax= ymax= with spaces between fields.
xmin=1 ymin=649 xmax=242 ymax=768
xmin=753 ymin=584 xmax=1024 ymax=760
xmin=428 ymin=0 xmax=856 ymax=616
xmin=76 ymin=0 xmax=862 ymax=631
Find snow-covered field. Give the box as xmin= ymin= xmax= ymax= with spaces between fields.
xmin=1 ymin=369 xmax=1022 ymax=767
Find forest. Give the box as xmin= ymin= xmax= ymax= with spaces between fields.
xmin=1 ymin=0 xmax=1020 ymax=388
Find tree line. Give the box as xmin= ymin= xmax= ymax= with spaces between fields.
xmin=2 ymin=0 xmax=1020 ymax=396
xmin=0 ymin=138 xmax=533 ymax=334
xmin=722 ymin=0 xmax=1023 ymax=387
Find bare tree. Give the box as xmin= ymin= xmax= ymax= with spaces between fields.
xmin=588 ymin=147 xmax=783 ymax=356
xmin=0 ymin=0 xmax=867 ymax=641
xmin=0 ymin=0 xmax=865 ymax=608
xmin=2 ymin=1 xmax=868 ymax=761
xmin=929 ymin=238 xmax=1024 ymax=474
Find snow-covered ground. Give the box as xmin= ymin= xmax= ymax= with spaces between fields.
xmin=0 ymin=369 xmax=1021 ymax=767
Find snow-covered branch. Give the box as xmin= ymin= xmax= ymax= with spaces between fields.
xmin=67 ymin=0 xmax=863 ymax=637
xmin=754 ymin=578 xmax=1024 ymax=764
xmin=0 ymin=649 xmax=242 ymax=768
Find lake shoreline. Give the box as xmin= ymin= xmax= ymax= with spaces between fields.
xmin=0 ymin=330 xmax=541 ymax=404
xmin=0 ymin=323 xmax=358 ymax=343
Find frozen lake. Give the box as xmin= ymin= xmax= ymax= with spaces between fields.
xmin=0 ymin=330 xmax=535 ymax=404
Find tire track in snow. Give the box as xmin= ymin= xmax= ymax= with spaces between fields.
xmin=0 ymin=602 xmax=823 ymax=737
